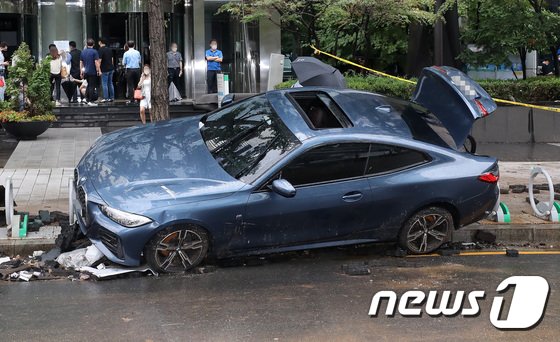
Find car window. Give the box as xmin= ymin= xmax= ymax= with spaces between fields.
xmin=365 ymin=144 xmax=428 ymax=175
xmin=288 ymin=91 xmax=352 ymax=129
xmin=200 ymin=95 xmax=301 ymax=184
xmin=281 ymin=143 xmax=370 ymax=186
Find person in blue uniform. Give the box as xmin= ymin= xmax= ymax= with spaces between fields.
xmin=205 ymin=39 xmax=223 ymax=94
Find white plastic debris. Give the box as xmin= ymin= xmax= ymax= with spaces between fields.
xmin=32 ymin=251 xmax=44 ymax=258
xmin=96 ymin=263 xmax=106 ymax=270
xmin=0 ymin=256 xmax=11 ymax=264
xmin=79 ymin=266 xmax=155 ymax=279
xmin=18 ymin=271 xmax=33 ymax=282
xmin=56 ymin=245 xmax=105 ymax=269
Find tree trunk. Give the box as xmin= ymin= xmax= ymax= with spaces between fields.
xmin=519 ymin=47 xmax=527 ymax=80
xmin=148 ymin=0 xmax=169 ymax=121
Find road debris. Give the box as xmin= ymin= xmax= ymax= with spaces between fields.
xmin=79 ymin=265 xmax=155 ymax=279
xmin=55 ymin=245 xmax=104 ymax=269
xmin=341 ymin=261 xmax=371 ymax=276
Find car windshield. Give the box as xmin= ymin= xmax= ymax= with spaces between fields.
xmin=200 ymin=95 xmax=300 ymax=183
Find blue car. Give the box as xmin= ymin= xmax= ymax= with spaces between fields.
xmin=73 ymin=66 xmax=499 ymax=272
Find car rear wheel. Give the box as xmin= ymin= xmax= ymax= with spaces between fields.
xmin=146 ymin=225 xmax=209 ymax=273
xmin=399 ymin=207 xmax=453 ymax=254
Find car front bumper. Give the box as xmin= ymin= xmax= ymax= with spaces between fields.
xmin=73 ymin=180 xmax=160 ymax=267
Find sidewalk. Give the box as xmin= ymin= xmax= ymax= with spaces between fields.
xmin=0 ymin=128 xmax=101 ymax=214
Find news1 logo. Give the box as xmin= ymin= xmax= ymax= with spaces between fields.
xmin=369 ymin=276 xmax=550 ymax=329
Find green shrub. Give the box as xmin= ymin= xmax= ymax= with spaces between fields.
xmin=0 ymin=110 xmax=56 ymax=123
xmin=276 ymin=75 xmax=560 ymax=103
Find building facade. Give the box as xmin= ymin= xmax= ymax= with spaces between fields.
xmin=0 ymin=0 xmax=281 ymax=99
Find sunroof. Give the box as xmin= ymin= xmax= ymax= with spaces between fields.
xmin=289 ymin=91 xmax=353 ymax=129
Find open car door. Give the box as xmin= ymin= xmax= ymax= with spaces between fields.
xmin=412 ymin=66 xmax=497 ymax=149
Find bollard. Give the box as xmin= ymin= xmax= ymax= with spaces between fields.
xmin=68 ymin=177 xmax=75 ymax=225
xmin=528 ymin=167 xmax=560 ymax=222
xmin=488 ymin=185 xmax=511 ymax=223
xmin=5 ymin=177 xmax=13 ymax=227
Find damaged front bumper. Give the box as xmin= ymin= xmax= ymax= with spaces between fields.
xmin=73 ymin=179 xmax=159 ymax=267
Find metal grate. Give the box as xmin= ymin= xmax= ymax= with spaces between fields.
xmin=98 ymin=228 xmax=122 ymax=258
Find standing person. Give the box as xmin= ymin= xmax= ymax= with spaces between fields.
xmin=205 ymin=39 xmax=223 ymax=94
xmin=98 ymin=38 xmax=115 ymax=102
xmin=48 ymin=44 xmax=63 ymax=106
xmin=123 ymin=40 xmax=141 ymax=104
xmin=0 ymin=42 xmax=8 ymax=102
xmin=80 ymin=38 xmax=101 ymax=106
xmin=167 ymin=42 xmax=183 ymax=92
xmin=68 ymin=41 xmax=83 ymax=103
xmin=137 ymin=65 xmax=151 ymax=125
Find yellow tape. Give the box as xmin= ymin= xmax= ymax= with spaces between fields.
xmin=311 ymin=45 xmax=560 ymax=114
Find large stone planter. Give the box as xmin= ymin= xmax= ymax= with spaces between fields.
xmin=1 ymin=121 xmax=51 ymax=140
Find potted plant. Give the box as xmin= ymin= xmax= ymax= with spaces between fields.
xmin=0 ymin=42 xmax=56 ymax=140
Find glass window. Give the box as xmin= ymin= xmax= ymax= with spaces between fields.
xmin=365 ymin=144 xmax=428 ymax=175
xmin=281 ymin=143 xmax=370 ymax=186
xmin=289 ymin=92 xmax=352 ymax=129
xmin=200 ymin=95 xmax=300 ymax=183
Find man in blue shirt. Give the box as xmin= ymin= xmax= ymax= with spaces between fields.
xmin=80 ymin=38 xmax=101 ymax=106
xmin=205 ymin=39 xmax=223 ymax=93
xmin=122 ymin=40 xmax=142 ymax=104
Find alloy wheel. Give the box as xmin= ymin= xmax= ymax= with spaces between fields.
xmin=153 ymin=229 xmax=206 ymax=272
xmin=406 ymin=213 xmax=449 ymax=253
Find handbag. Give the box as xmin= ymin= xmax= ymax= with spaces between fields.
xmin=134 ymin=88 xmax=144 ymax=100
xmin=0 ymin=77 xmax=4 ymax=88
xmin=61 ymin=65 xmax=69 ymax=78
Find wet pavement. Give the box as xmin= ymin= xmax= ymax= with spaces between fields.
xmin=478 ymin=143 xmax=560 ymax=162
xmin=0 ymin=132 xmax=18 ymax=168
xmin=0 ymin=249 xmax=558 ymax=341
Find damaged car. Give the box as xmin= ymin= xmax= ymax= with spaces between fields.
xmin=73 ymin=66 xmax=499 ymax=273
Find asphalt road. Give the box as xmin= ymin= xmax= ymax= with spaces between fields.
xmin=0 ymin=249 xmax=558 ymax=342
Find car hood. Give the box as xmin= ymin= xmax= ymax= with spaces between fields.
xmin=412 ymin=66 xmax=497 ymax=148
xmin=80 ymin=116 xmax=247 ymax=212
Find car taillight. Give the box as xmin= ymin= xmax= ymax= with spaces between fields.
xmin=479 ymin=172 xmax=499 ymax=183
xmin=475 ymin=99 xmax=489 ymax=117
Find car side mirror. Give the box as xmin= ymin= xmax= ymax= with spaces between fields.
xmin=221 ymin=93 xmax=234 ymax=107
xmin=270 ymin=179 xmax=296 ymax=198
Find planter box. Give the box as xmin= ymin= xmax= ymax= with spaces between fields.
xmin=1 ymin=121 xmax=51 ymax=140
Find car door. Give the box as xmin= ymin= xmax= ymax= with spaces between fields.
xmin=239 ymin=143 xmax=374 ymax=249
xmin=362 ymin=143 xmax=432 ymax=241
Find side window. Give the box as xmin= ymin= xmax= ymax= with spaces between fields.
xmin=281 ymin=143 xmax=370 ymax=186
xmin=365 ymin=144 xmax=428 ymax=175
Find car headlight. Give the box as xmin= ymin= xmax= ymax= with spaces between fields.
xmin=99 ymin=204 xmax=152 ymax=228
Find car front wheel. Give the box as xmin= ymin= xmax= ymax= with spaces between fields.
xmin=146 ymin=225 xmax=209 ymax=273
xmin=399 ymin=207 xmax=453 ymax=254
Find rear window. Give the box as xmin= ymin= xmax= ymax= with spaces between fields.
xmin=365 ymin=144 xmax=429 ymax=175
xmin=379 ymin=97 xmax=457 ymax=150
xmin=288 ymin=91 xmax=353 ymax=129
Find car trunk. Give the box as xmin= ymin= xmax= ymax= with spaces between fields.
xmin=412 ymin=66 xmax=497 ymax=149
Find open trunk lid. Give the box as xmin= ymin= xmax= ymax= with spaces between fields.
xmin=412 ymin=66 xmax=497 ymax=148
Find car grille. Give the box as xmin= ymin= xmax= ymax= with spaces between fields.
xmin=73 ymin=168 xmax=79 ymax=189
xmin=77 ymin=186 xmax=88 ymax=224
xmin=98 ymin=228 xmax=123 ymax=259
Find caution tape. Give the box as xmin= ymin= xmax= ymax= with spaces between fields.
xmin=311 ymin=45 xmax=560 ymax=114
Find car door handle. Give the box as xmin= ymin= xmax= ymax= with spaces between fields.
xmin=342 ymin=191 xmax=363 ymax=202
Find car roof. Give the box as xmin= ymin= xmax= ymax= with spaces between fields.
xmin=266 ymin=87 xmax=418 ymax=142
